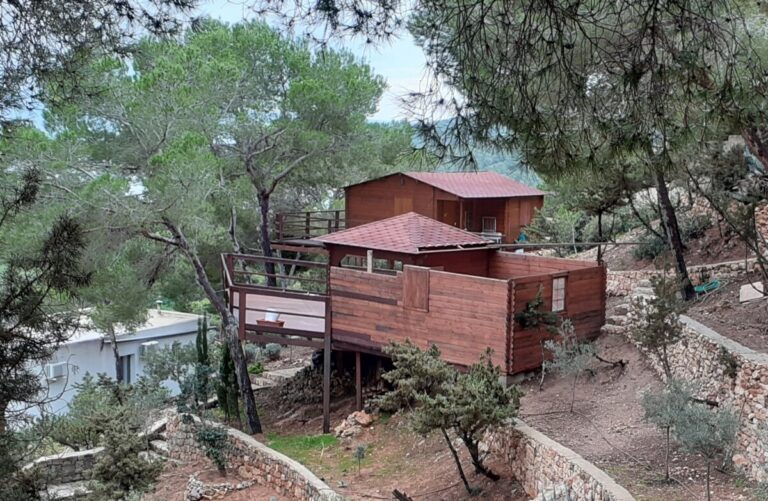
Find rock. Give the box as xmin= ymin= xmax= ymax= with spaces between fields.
xmin=739 ymin=282 xmax=765 ymax=303
xmin=185 ymin=475 xmax=204 ymax=501
xmin=335 ymin=411 xmax=377 ymax=438
xmin=351 ymin=411 xmax=375 ymax=427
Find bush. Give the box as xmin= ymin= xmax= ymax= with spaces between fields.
xmin=247 ymin=362 xmax=264 ymax=375
xmin=632 ymin=231 xmax=668 ymax=260
xmin=680 ymin=213 xmax=713 ymax=241
xmin=195 ymin=424 xmax=230 ymax=473
xmin=264 ymin=343 xmax=281 ymax=361
xmin=88 ymin=411 xmax=162 ymax=500
xmin=243 ymin=343 xmax=262 ymax=365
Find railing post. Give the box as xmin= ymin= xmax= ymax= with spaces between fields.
xmin=276 ymin=213 xmax=284 ymax=241
xmin=305 ymin=211 xmax=311 ymax=239
xmin=334 ymin=210 xmax=340 ymax=231
xmin=238 ymin=289 xmax=246 ymax=341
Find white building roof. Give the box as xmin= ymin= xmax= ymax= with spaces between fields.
xmin=65 ymin=309 xmax=201 ymax=346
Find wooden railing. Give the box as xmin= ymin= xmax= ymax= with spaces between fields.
xmin=221 ymin=252 xmax=334 ymax=433
xmin=275 ymin=210 xmax=345 ymax=240
xmin=221 ymin=253 xmax=330 ymax=341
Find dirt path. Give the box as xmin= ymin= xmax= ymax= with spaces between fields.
xmin=686 ymin=272 xmax=768 ymax=353
xmin=520 ymin=328 xmax=759 ymax=500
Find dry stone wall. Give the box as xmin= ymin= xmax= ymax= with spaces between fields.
xmin=485 ymin=421 xmax=635 ymax=501
xmin=607 ymin=257 xmax=760 ymax=296
xmin=166 ymin=415 xmax=341 ymax=501
xmin=22 ymin=447 xmax=104 ymax=484
xmin=621 ymin=290 xmax=768 ymax=481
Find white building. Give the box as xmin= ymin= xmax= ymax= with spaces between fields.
xmin=32 ymin=309 xmax=201 ymax=418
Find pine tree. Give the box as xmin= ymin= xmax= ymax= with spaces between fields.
xmin=631 ymin=275 xmax=684 ymax=380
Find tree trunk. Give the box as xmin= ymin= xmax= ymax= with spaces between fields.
xmin=441 ymin=428 xmax=473 ymax=494
xmin=597 ymin=211 xmax=604 ymax=263
xmin=706 ymin=460 xmax=711 ymax=501
xmin=654 ymin=169 xmax=695 ymax=301
xmin=257 ymin=191 xmax=276 ymax=287
xmin=107 ymin=325 xmax=122 ymax=383
xmin=160 ymin=220 xmax=262 ymax=434
xmin=664 ymin=426 xmax=670 ymax=481
xmin=464 ymin=436 xmax=500 ymax=480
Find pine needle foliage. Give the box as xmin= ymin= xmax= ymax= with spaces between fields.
xmin=630 ymin=275 xmax=685 ymax=380
xmin=378 ymin=342 xmax=521 ymax=494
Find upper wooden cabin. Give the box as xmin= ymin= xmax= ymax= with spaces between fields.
xmin=225 ymin=213 xmax=605 ymax=377
xmin=273 ymin=171 xmax=545 ymax=246
xmin=344 ymin=171 xmax=545 ymax=244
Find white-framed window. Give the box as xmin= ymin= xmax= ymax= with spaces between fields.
xmin=552 ymin=277 xmax=566 ymax=312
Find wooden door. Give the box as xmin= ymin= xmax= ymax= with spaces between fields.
xmin=437 ymin=200 xmax=461 ymax=227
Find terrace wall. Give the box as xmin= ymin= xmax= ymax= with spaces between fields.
xmin=485 ymin=420 xmax=635 ymax=500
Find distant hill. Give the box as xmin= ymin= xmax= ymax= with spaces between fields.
xmin=414 ymin=119 xmax=541 ymax=187
xmin=437 ymin=146 xmax=541 ymax=187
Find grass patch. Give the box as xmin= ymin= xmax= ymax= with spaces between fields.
xmin=265 ymin=432 xmax=339 ymax=465
xmin=265 ymin=432 xmax=376 ymax=475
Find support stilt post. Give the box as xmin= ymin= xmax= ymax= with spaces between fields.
xmin=355 ymin=351 xmax=362 ymax=411
xmin=322 ymin=293 xmax=332 ymax=433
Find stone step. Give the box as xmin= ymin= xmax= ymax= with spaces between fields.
xmin=150 ymin=439 xmax=169 ymax=455
xmin=261 ymin=366 xmax=304 ymax=383
xmin=632 ymin=287 xmax=655 ymax=297
xmin=606 ymin=315 xmax=627 ymax=326
xmin=601 ymin=324 xmax=627 ymax=336
xmin=613 ymin=303 xmax=630 ymax=316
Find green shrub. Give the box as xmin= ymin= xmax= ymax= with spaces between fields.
xmin=264 ymin=343 xmax=281 ymax=361
xmin=247 ymin=362 xmax=264 ymax=375
xmin=680 ymin=213 xmax=713 ymax=241
xmin=632 ymin=231 xmax=667 ymax=260
xmin=243 ymin=343 xmax=262 ymax=364
xmin=195 ymin=424 xmax=230 ymax=473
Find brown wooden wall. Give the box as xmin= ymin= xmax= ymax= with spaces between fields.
xmin=417 ymin=249 xmax=492 ymax=276
xmin=345 ymin=174 xmax=438 ymax=227
xmin=344 ymin=175 xmax=544 ymax=243
xmin=330 ymin=266 xmax=511 ymax=371
xmin=489 ymin=251 xmax=595 ymax=279
xmin=505 ymin=196 xmax=544 ymax=243
xmin=509 ymin=264 xmax=606 ymax=373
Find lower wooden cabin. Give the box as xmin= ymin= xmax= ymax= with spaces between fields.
xmin=222 ymin=212 xmax=606 ymax=432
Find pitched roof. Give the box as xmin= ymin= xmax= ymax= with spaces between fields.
xmin=314 ymin=212 xmax=491 ymax=255
xmin=404 ymin=171 xmax=545 ymax=198
xmin=345 ymin=171 xmax=545 ymax=199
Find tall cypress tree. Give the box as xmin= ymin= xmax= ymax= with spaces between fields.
xmin=194 ymin=314 xmax=210 ymax=404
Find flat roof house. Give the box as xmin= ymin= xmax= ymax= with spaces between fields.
xmin=29 ymin=309 xmax=201 ymax=418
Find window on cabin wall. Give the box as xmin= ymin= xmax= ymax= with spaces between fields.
xmin=552 ymin=277 xmax=566 ymax=312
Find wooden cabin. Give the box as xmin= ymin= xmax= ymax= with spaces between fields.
xmin=223 ymin=213 xmax=605 ymax=432
xmin=344 ymin=171 xmax=546 ymax=243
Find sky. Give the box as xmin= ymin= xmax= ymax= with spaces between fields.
xmin=198 ymin=0 xmax=429 ymax=122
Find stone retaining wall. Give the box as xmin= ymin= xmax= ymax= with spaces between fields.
xmin=166 ymin=415 xmax=341 ymax=501
xmin=22 ymin=447 xmax=104 ymax=484
xmin=624 ymin=300 xmax=768 ymax=481
xmin=485 ymin=420 xmax=635 ymax=501
xmin=607 ymin=257 xmax=760 ymax=296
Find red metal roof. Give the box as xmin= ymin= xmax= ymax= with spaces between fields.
xmin=403 ymin=171 xmax=545 ymax=198
xmin=314 ymin=212 xmax=490 ymax=254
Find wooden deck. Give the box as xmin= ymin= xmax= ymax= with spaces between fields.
xmin=232 ymin=291 xmax=326 ymax=336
